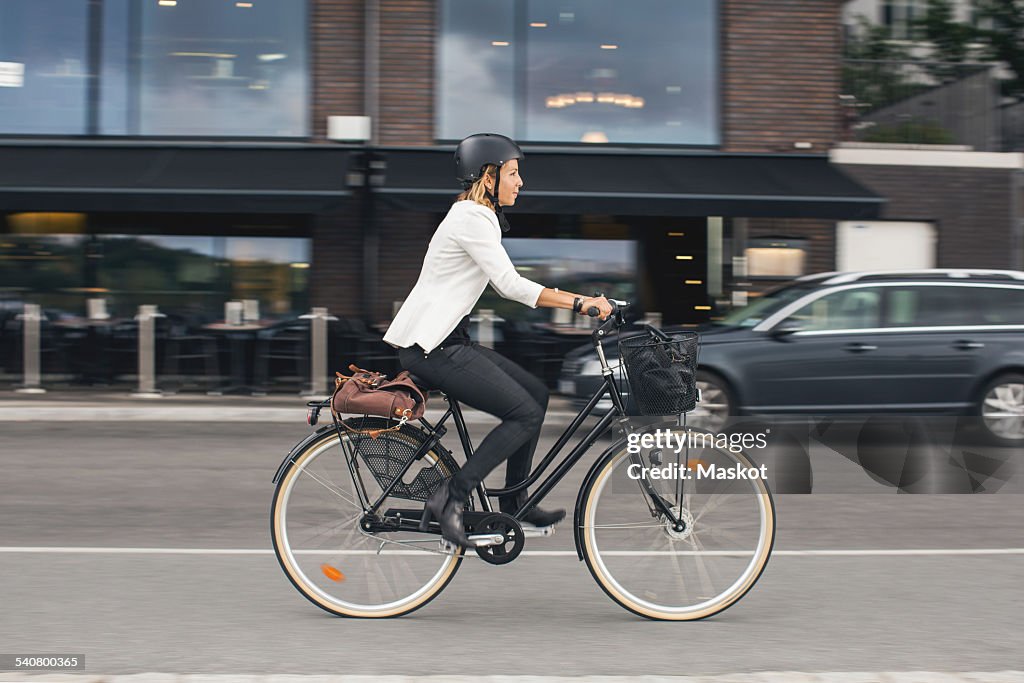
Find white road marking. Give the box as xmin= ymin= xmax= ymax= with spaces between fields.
xmin=1 ymin=546 xmax=1024 ymax=556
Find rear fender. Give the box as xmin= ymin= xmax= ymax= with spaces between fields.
xmin=272 ymin=424 xmax=338 ymax=484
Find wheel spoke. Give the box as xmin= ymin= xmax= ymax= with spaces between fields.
xmin=581 ymin=443 xmax=773 ymax=620
xmin=272 ymin=432 xmax=460 ymax=617
xmin=297 ymin=466 xmax=360 ymax=509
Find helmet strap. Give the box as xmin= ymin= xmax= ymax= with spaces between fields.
xmin=485 ymin=170 xmax=511 ymax=233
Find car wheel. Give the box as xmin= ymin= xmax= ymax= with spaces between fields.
xmin=976 ymin=372 xmax=1024 ymax=445
xmin=690 ymin=370 xmax=734 ymax=432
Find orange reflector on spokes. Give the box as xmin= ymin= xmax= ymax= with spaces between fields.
xmin=320 ymin=564 xmax=345 ymax=582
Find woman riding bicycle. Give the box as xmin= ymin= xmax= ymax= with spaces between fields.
xmin=383 ymin=133 xmax=613 ymax=547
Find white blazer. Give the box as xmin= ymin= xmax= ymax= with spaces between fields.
xmin=383 ymin=200 xmax=544 ymax=353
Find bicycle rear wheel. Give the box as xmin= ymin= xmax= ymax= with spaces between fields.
xmin=271 ymin=425 xmax=462 ymax=618
xmin=578 ymin=426 xmax=774 ymax=620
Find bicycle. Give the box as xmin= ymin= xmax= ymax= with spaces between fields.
xmin=270 ymin=301 xmax=775 ymax=620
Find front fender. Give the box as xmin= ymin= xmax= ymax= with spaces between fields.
xmin=572 ymin=435 xmax=631 ymax=561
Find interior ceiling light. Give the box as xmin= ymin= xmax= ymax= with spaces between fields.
xmin=530 ymin=22 xmax=547 ymax=27
xmin=546 ymin=91 xmax=643 ymax=109
xmin=600 ymin=44 xmax=619 ymax=50
xmin=171 ymin=52 xmax=237 ymax=58
xmin=236 ymin=1 xmax=253 ymax=6
xmin=491 ymin=41 xmax=510 ymax=47
xmin=157 ymin=0 xmax=177 ymax=6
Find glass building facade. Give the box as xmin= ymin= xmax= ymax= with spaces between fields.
xmin=437 ymin=0 xmax=719 ymax=145
xmin=0 ymin=0 xmax=309 ymax=136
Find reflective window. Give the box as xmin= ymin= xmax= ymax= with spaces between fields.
xmin=786 ymin=287 xmax=883 ymax=331
xmin=436 ymin=0 xmax=516 ymax=138
xmin=0 ymin=0 xmax=309 ymax=137
xmin=476 ymin=238 xmax=636 ymax=321
xmin=0 ymin=0 xmax=90 ymax=134
xmin=885 ymin=286 xmax=1007 ymax=327
xmin=881 ymin=0 xmax=927 ymax=40
xmin=1 ymin=213 xmax=311 ymax=321
xmin=102 ymin=0 xmax=309 ymax=136
xmin=978 ymin=287 xmax=1024 ymax=325
xmin=437 ymin=0 xmax=719 ymax=145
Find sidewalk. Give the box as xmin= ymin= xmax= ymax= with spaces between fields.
xmin=0 ymin=673 xmax=1021 ymax=682
xmin=0 ymin=389 xmax=579 ymax=424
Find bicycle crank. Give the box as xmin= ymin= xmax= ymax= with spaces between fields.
xmin=471 ymin=513 xmax=525 ymax=565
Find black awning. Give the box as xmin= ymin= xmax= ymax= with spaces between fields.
xmin=0 ymin=142 xmax=353 ymax=214
xmin=373 ymin=147 xmax=884 ymax=219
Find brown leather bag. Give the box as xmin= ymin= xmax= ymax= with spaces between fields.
xmin=330 ymin=364 xmax=427 ymax=438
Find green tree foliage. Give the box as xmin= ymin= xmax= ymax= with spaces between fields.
xmin=916 ymin=0 xmax=975 ymax=64
xmin=972 ymin=0 xmax=1024 ymax=97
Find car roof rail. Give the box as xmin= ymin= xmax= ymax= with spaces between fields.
xmin=820 ymin=269 xmax=1024 ymax=284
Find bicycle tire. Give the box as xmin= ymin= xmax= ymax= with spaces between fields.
xmin=577 ymin=426 xmax=775 ymax=620
xmin=271 ymin=422 xmax=462 ymax=618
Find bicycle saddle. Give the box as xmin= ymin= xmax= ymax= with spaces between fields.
xmin=406 ymin=372 xmax=438 ymax=392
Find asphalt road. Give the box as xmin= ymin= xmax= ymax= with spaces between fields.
xmin=1 ymin=420 xmax=1022 ymax=677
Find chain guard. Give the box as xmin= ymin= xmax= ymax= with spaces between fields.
xmin=474 ymin=513 xmax=524 ymax=565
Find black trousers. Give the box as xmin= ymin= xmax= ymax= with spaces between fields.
xmin=397 ymin=342 xmax=549 ymax=505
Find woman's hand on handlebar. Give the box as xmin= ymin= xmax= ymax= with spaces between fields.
xmin=579 ymin=296 xmax=614 ymax=320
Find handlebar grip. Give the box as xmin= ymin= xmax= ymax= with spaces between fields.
xmin=587 ymin=307 xmax=600 ymax=317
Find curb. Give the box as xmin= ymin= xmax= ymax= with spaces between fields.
xmin=0 ymin=673 xmax=1021 ymax=682
xmin=0 ymin=400 xmax=580 ymax=425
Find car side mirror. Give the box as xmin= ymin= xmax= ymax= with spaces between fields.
xmin=770 ymin=320 xmax=804 ymax=338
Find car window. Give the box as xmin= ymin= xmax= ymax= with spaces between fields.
xmin=717 ymin=283 xmax=815 ymax=328
xmin=884 ymin=286 xmax=983 ymax=327
xmin=977 ymin=287 xmax=1024 ymax=324
xmin=784 ymin=287 xmax=882 ymax=331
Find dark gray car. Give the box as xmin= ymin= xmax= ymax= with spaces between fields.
xmin=559 ymin=269 xmax=1024 ymax=444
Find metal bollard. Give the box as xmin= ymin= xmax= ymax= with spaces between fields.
xmin=132 ymin=305 xmax=165 ymax=398
xmin=301 ymin=307 xmax=337 ymax=397
xmin=15 ymin=303 xmax=46 ymax=394
xmin=472 ymin=309 xmax=503 ymax=349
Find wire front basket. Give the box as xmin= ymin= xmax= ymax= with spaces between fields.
xmin=618 ymin=330 xmax=700 ymax=416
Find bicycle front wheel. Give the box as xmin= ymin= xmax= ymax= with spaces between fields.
xmin=579 ymin=427 xmax=775 ymax=620
xmin=271 ymin=427 xmax=462 ymax=618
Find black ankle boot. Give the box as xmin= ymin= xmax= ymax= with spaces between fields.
xmin=500 ymin=492 xmax=566 ymax=528
xmin=420 ymin=481 xmax=471 ymax=547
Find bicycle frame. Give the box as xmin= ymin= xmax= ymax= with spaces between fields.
xmin=272 ymin=303 xmax=686 ymax=533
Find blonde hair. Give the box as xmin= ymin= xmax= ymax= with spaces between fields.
xmin=455 ymin=164 xmax=498 ymax=210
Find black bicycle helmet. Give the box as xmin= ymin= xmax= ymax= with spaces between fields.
xmin=454 ymin=133 xmax=524 ymax=232
xmin=454 ymin=133 xmax=524 ymax=187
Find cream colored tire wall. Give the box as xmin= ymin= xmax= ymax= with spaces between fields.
xmin=271 ymin=431 xmax=462 ymax=618
xmin=579 ymin=444 xmax=775 ymax=621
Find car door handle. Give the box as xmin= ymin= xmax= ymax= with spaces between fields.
xmin=843 ymin=343 xmax=878 ymax=353
xmin=954 ymin=340 xmax=985 ymax=350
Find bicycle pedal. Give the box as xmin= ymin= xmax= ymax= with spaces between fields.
xmin=466 ymin=533 xmax=506 ymax=548
xmin=520 ymin=523 xmax=556 ymax=538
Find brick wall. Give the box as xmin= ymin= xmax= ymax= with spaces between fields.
xmin=309 ymin=213 xmax=365 ymax=317
xmin=378 ymin=0 xmax=435 ymax=145
xmin=311 ymin=0 xmax=365 ymax=139
xmin=373 ymin=209 xmax=436 ymax=320
xmin=838 ymin=164 xmax=1017 ymax=269
xmin=722 ymin=0 xmax=842 ymax=153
